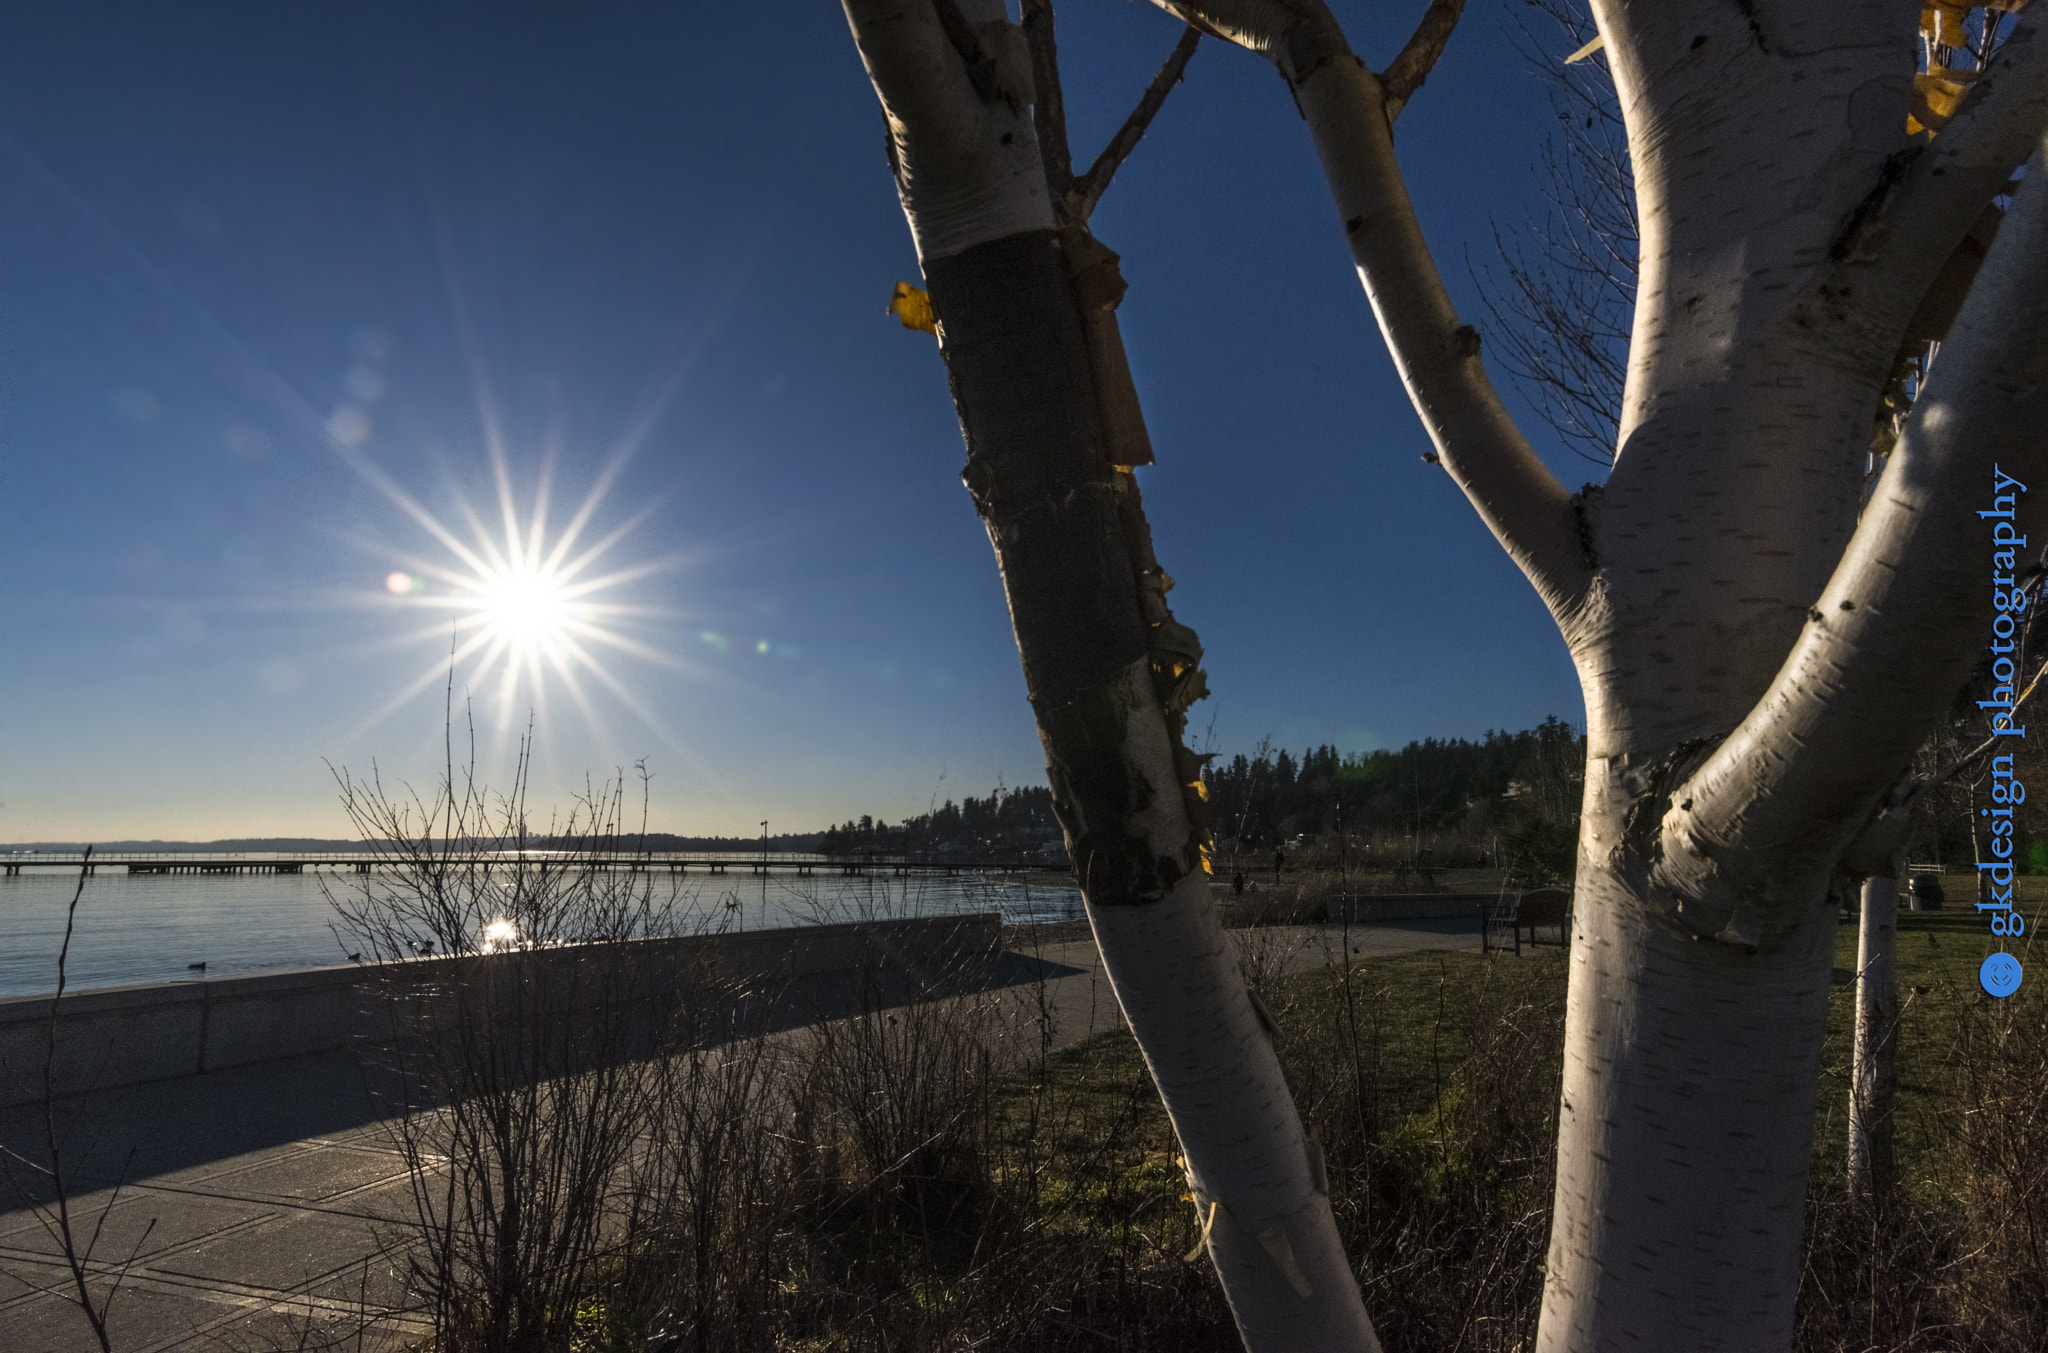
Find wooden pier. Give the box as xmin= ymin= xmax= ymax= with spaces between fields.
xmin=1 ymin=851 xmax=1045 ymax=879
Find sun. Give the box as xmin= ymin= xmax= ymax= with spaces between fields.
xmin=351 ymin=448 xmax=687 ymax=743
xmin=475 ymin=563 xmax=574 ymax=648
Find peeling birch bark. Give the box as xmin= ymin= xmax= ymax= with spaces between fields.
xmin=841 ymin=2 xmax=1379 ymax=1347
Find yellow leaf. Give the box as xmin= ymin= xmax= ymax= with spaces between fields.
xmin=1564 ymin=34 xmax=1605 ymax=65
xmin=887 ymin=281 xmax=937 ymax=336
xmin=1911 ymin=70 xmax=1971 ymax=133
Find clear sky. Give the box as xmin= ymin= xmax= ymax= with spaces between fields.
xmin=0 ymin=1 xmax=1588 ymax=843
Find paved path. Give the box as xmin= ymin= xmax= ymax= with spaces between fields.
xmin=0 ymin=918 xmax=1483 ymax=1351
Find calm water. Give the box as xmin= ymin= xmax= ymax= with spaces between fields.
xmin=0 ymin=868 xmax=1083 ymax=1000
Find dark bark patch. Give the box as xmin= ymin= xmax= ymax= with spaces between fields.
xmin=1620 ymin=735 xmax=1719 ymax=872
xmin=925 ymin=230 xmax=1148 ymax=701
xmin=1036 ymin=679 xmax=1193 ymax=906
xmin=1829 ymin=148 xmax=1916 ymax=263
xmin=1571 ymin=484 xmax=1603 ymax=569
xmin=1733 ymin=0 xmax=1772 ymax=53
xmin=925 ymin=229 xmax=1206 ymax=898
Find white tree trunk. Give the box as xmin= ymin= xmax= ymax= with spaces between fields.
xmin=841 ymin=3 xmax=1379 ymax=1346
xmin=1542 ymin=797 xmax=1838 ymax=1349
xmin=1848 ymin=873 xmax=1899 ymax=1202
xmin=1150 ymin=0 xmax=2048 ymax=1347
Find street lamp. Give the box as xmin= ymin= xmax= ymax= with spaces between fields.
xmin=760 ymin=820 xmax=768 ymax=867
xmin=1336 ymin=800 xmax=1346 ymax=894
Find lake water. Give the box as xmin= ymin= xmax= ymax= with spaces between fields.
xmin=0 ymin=867 xmax=1084 ymax=1000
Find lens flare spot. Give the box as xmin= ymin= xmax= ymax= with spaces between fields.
xmin=385 ymin=572 xmax=414 ymax=594
xmin=327 ymin=405 xmax=371 ymax=446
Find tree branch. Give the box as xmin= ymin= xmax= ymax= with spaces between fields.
xmin=1156 ymin=0 xmax=1590 ymax=618
xmin=1070 ymin=26 xmax=1203 ymax=223
xmin=1019 ymin=0 xmax=1073 ymax=201
xmin=1380 ymin=0 xmax=1466 ymax=119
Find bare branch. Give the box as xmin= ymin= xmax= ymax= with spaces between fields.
xmin=1070 ymin=25 xmax=1203 ymax=222
xmin=1471 ymin=0 xmax=1636 ymax=467
xmin=1380 ymin=0 xmax=1467 ymax=119
xmin=1019 ymin=0 xmax=1073 ymax=201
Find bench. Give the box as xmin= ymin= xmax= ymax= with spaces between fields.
xmin=1480 ymin=888 xmax=1572 ymax=955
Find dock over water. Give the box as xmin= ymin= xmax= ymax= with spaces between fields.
xmin=1 ymin=851 xmax=1048 ymax=879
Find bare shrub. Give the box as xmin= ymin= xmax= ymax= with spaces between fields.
xmin=1796 ymin=1174 xmax=1958 ymax=1353
xmin=1941 ymin=982 xmax=2048 ymax=1349
xmin=327 ymin=739 xmax=715 ymax=1352
xmin=589 ymin=1018 xmax=792 ymax=1353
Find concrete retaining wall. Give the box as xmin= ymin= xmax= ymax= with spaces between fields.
xmin=1325 ymin=893 xmax=1497 ymax=923
xmin=0 ymin=913 xmax=999 ymax=1108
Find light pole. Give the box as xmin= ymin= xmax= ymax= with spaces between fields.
xmin=1336 ymin=800 xmax=1346 ymax=895
xmin=760 ymin=820 xmax=768 ymax=867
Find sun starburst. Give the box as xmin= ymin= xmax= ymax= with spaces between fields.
xmin=348 ymin=444 xmax=689 ymax=747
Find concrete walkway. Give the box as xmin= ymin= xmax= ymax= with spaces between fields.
xmin=0 ymin=918 xmax=1484 ymax=1351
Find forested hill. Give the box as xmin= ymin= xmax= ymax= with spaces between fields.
xmin=1202 ymin=717 xmax=1586 ymax=850
xmin=816 ymin=786 xmax=1060 ymax=857
xmin=810 ymin=718 xmax=1590 ymax=877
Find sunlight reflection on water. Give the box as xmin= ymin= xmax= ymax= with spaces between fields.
xmin=0 ymin=869 xmax=1084 ymax=1000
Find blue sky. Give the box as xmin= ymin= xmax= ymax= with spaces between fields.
xmin=0 ymin=1 xmax=1587 ymax=842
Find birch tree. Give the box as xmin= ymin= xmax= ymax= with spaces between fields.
xmin=1144 ymin=0 xmax=2048 ymax=1348
xmin=841 ymin=2 xmax=1401 ymax=1346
